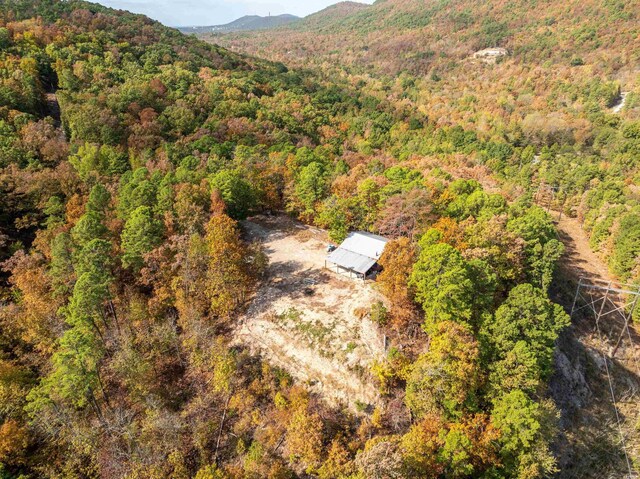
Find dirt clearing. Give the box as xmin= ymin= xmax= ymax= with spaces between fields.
xmin=235 ymin=214 xmax=387 ymax=410
xmin=556 ymin=216 xmax=613 ymax=282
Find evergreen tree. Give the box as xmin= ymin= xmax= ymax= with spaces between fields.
xmin=86 ymin=183 xmax=111 ymax=215
xmin=209 ymin=169 xmax=254 ymax=220
xmin=121 ymin=206 xmax=162 ymax=270
xmin=291 ymin=162 xmax=328 ymax=220
xmin=409 ymin=240 xmax=474 ymax=331
xmin=49 ymin=232 xmax=74 ymax=297
xmin=491 ymin=390 xmax=559 ymax=479
xmin=483 ymin=284 xmax=569 ymax=377
xmin=71 ymin=211 xmax=108 ymax=247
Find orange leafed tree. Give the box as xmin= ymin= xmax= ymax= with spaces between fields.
xmin=0 ymin=419 xmax=29 ymax=465
xmin=204 ymin=212 xmax=250 ymax=319
xmin=377 ymin=237 xmax=420 ymax=329
xmin=1 ymin=251 xmax=60 ymax=354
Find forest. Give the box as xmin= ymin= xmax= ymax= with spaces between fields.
xmin=0 ymin=0 xmax=638 ymax=478
xmin=216 ymin=0 xmax=640 ymax=286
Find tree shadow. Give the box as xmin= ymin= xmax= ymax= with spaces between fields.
xmin=550 ymin=269 xmax=640 ymax=478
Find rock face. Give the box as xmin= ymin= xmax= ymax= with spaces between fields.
xmin=611 ymin=91 xmax=629 ymax=114
xmin=473 ymin=47 xmax=508 ymax=62
xmin=550 ymin=344 xmax=592 ymax=425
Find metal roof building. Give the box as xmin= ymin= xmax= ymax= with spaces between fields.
xmin=325 ymin=231 xmax=389 ymax=280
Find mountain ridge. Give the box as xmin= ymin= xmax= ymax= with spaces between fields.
xmin=178 ymin=13 xmax=300 ymax=34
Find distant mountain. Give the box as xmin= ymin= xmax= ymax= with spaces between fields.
xmin=178 ymin=14 xmax=300 ymax=34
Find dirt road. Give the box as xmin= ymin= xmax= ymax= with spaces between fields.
xmin=555 ymin=216 xmax=613 ymax=284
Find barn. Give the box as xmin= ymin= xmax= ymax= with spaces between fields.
xmin=325 ymin=231 xmax=389 ymax=280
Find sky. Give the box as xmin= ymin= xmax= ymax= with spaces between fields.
xmin=93 ymin=0 xmax=375 ymax=27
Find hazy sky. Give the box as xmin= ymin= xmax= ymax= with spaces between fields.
xmin=94 ymin=0 xmax=374 ymax=27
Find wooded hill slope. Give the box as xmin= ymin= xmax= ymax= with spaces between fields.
xmin=212 ymin=0 xmax=640 ymax=287
xmin=214 ymin=0 xmax=640 ymax=76
xmin=0 ymin=0 xmax=595 ymax=478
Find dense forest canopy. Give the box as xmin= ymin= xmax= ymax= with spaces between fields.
xmin=0 ymin=0 xmax=637 ymax=478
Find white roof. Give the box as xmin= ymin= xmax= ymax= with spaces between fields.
xmin=339 ymin=231 xmax=388 ymax=260
xmin=326 ymin=248 xmax=377 ymax=275
xmin=326 ymin=231 xmax=389 ymax=274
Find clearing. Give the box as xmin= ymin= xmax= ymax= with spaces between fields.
xmin=235 ymin=214 xmax=387 ymax=410
xmin=555 ymin=215 xmax=612 ymax=281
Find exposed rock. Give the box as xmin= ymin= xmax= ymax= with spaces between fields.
xmin=611 ymin=91 xmax=629 ymax=114
xmin=473 ymin=47 xmax=508 ymax=63
xmin=550 ymin=339 xmax=592 ymax=425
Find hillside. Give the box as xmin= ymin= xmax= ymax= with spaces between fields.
xmin=178 ymin=14 xmax=300 ymax=34
xmin=0 ymin=1 xmax=638 ymax=478
xmin=214 ymin=0 xmax=640 ymax=75
xmin=211 ymin=0 xmax=640 ymax=287
xmin=290 ymin=1 xmax=370 ymax=31
xmin=208 ymin=2 xmax=640 ymax=476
